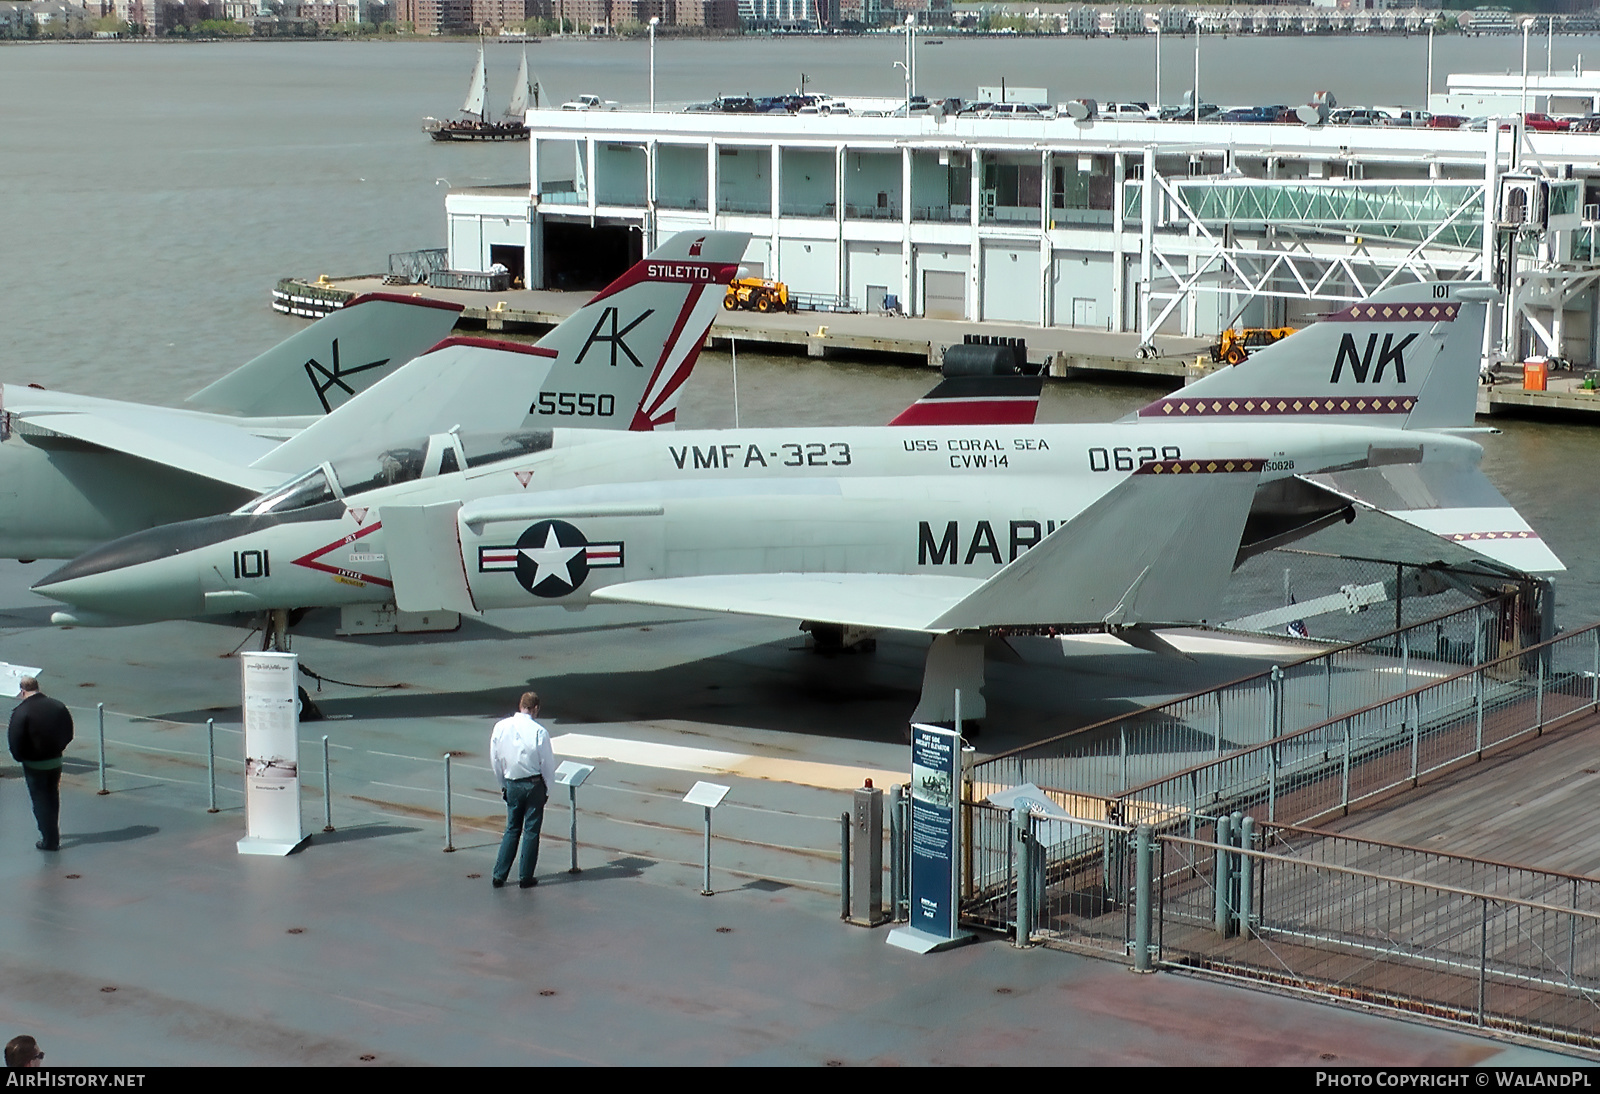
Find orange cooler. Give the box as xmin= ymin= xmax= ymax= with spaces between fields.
xmin=1524 ymin=359 xmax=1549 ymax=391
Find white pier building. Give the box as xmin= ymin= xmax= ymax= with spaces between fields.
xmin=444 ymin=96 xmax=1600 ymax=365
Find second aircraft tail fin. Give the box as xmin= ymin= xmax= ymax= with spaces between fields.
xmin=186 ymin=294 xmax=464 ymax=418
xmin=1133 ymin=281 xmax=1493 ymax=431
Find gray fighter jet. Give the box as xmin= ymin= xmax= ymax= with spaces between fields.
xmin=38 ymin=280 xmax=1559 ymax=724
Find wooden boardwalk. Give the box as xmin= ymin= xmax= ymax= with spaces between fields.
xmin=1321 ymin=707 xmax=1600 ymax=876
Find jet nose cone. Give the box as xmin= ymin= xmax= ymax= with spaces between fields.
xmin=33 ymin=513 xmax=252 ymax=621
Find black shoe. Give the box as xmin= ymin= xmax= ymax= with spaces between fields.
xmin=35 ymin=841 xmax=58 ymax=852
xmin=519 ymin=878 xmax=538 ymax=889
xmin=491 ymin=879 xmax=505 ymax=889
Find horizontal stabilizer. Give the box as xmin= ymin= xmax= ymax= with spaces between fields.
xmin=187 ymin=294 xmax=464 ymax=417
xmin=1302 ymin=463 xmax=1565 ymax=573
xmin=929 ymin=456 xmax=1264 ymax=630
xmin=18 ymin=411 xmax=283 ymax=491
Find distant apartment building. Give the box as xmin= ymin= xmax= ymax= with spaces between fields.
xmin=553 ymin=0 xmax=668 ymax=29
xmin=675 ymin=0 xmax=735 ymax=26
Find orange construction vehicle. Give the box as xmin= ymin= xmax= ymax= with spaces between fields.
xmin=723 ymin=277 xmax=792 ymax=313
xmin=1209 ymin=326 xmax=1296 ymax=366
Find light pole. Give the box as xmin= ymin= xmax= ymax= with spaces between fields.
xmin=1192 ymin=16 xmax=1202 ymax=123
xmin=648 ymin=15 xmax=659 ymax=113
xmin=1521 ymin=17 xmax=1533 ymax=121
xmin=1547 ymin=15 xmax=1554 ymax=79
xmin=1155 ymin=24 xmax=1161 ymax=114
xmin=905 ymin=13 xmax=917 ymax=115
xmin=1426 ymin=24 xmax=1433 ymax=111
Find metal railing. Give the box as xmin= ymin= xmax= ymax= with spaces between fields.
xmin=967 ymin=804 xmax=1600 ymax=1052
xmin=1112 ymin=619 xmax=1600 ymax=831
xmin=1156 ymin=832 xmax=1600 ymax=1050
xmin=387 ymin=248 xmax=447 ymax=284
xmin=972 ymin=593 xmax=1518 ymax=806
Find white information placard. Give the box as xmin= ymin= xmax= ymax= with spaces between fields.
xmin=237 ymin=652 xmax=307 ymax=856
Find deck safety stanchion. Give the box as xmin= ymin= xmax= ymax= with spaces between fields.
xmin=442 ymin=753 xmax=455 ymax=853
xmin=1213 ymin=813 xmax=1232 ymax=937
xmin=1238 ymin=815 xmax=1255 ymax=938
xmin=206 ymin=718 xmax=218 ymax=813
xmin=839 ymin=812 xmax=851 ymax=920
xmin=321 ymin=735 xmax=334 ymax=833
xmin=96 ymin=703 xmax=108 ymax=795
xmin=896 ymin=780 xmax=908 ymax=921
xmin=1013 ymin=802 xmax=1033 ymax=948
xmin=1133 ymin=824 xmax=1153 ymax=972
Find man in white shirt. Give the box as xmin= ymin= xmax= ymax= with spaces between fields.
xmin=489 ymin=691 xmax=558 ymax=889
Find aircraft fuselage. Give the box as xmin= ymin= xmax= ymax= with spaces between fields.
xmin=35 ymin=420 xmax=1482 ymax=625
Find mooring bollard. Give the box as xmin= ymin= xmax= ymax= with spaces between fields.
xmin=96 ymin=703 xmax=108 ymax=796
xmin=442 ymin=753 xmax=455 ymax=853
xmin=206 ymin=718 xmax=218 ymax=814
xmin=321 ymin=735 xmax=334 ymax=833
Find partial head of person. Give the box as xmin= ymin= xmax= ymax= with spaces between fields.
xmin=16 ymin=677 xmax=37 ymax=699
xmin=519 ymin=692 xmax=540 ymax=715
xmin=5 ymin=1036 xmax=42 ymax=1068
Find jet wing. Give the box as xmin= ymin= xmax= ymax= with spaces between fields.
xmin=590 ymin=456 xmax=1264 ymax=632
xmin=1301 ymin=463 xmax=1565 ymax=574
xmin=590 ymin=572 xmax=986 ymax=631
xmin=14 ymin=411 xmax=284 ymax=491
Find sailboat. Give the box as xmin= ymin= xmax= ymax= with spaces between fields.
xmin=424 ymin=45 xmax=534 ymax=142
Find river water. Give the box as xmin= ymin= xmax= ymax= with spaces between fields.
xmin=2 ymin=37 xmax=1597 ymax=621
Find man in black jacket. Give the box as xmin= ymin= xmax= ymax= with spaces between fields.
xmin=8 ymin=677 xmax=73 ymax=851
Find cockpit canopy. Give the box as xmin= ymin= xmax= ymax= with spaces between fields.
xmin=237 ymin=430 xmax=554 ymax=516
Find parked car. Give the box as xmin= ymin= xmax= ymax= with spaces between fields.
xmin=1100 ymin=101 xmax=1154 ymax=120
xmin=560 ymin=94 xmax=618 ymax=111
xmin=1569 ymin=113 xmax=1600 ymax=133
xmin=1159 ymin=102 xmax=1219 ymax=121
xmin=1523 ymin=112 xmax=1572 ymax=132
xmin=1328 ymin=108 xmax=1395 ymax=126
xmin=977 ymin=102 xmax=1050 ymax=119
xmin=1216 ymin=105 xmax=1286 ymax=124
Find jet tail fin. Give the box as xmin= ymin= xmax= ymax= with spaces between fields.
xmin=186 ymin=294 xmax=464 ymax=417
xmin=250 ymin=232 xmax=750 ymax=475
xmin=930 ymin=456 xmax=1265 ymax=630
xmin=538 ymin=230 xmax=749 ymax=431
xmin=1133 ymin=282 xmax=1492 ymax=431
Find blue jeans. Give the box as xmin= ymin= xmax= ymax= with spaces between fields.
xmin=493 ymin=777 xmax=547 ymax=885
xmin=23 ymin=765 xmax=61 ymax=849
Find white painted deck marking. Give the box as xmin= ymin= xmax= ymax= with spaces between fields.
xmin=552 ymin=732 xmax=902 ymax=792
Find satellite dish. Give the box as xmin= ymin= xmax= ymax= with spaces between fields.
xmin=1296 ymin=104 xmax=1323 ymax=126
xmin=1312 ymin=90 xmax=1337 ymax=110
xmin=1065 ymin=99 xmax=1095 ymax=121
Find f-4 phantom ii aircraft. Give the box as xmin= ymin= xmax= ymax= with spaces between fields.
xmin=0 ymin=230 xmax=750 ymax=562
xmin=37 ymin=280 xmax=1562 ymax=725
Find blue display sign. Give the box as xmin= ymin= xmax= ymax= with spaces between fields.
xmin=908 ymin=723 xmax=961 ymax=939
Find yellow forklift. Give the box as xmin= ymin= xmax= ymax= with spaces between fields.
xmin=1209 ymin=326 xmax=1296 ymax=365
xmin=723 ymin=277 xmax=793 ymax=313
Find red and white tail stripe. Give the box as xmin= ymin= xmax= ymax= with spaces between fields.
xmin=889 ymin=376 xmax=1043 ymax=427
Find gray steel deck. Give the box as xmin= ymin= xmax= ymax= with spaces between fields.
xmin=0 ymin=560 xmax=1582 ymax=1066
